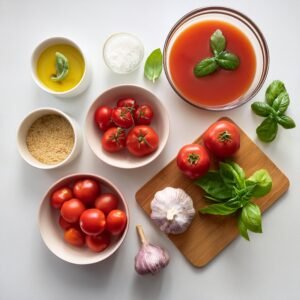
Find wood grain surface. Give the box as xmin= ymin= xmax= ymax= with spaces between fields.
xmin=135 ymin=118 xmax=289 ymax=267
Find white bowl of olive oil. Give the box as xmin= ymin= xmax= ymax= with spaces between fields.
xmin=31 ymin=37 xmax=90 ymax=98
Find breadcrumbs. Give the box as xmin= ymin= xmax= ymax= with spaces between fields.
xmin=26 ymin=114 xmax=74 ymax=165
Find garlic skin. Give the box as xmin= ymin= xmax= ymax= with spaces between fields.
xmin=151 ymin=187 xmax=195 ymax=234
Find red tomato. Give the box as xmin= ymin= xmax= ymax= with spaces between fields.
xmin=94 ymin=193 xmax=119 ymax=215
xmin=134 ymin=104 xmax=154 ymax=125
xmin=59 ymin=216 xmax=73 ymax=230
xmin=117 ymin=98 xmax=138 ymax=114
xmin=126 ymin=125 xmax=159 ymax=157
xmin=86 ymin=231 xmax=111 ymax=252
xmin=111 ymin=107 xmax=134 ymax=128
xmin=203 ymin=120 xmax=240 ymax=159
xmin=64 ymin=227 xmax=85 ymax=247
xmin=80 ymin=209 xmax=106 ymax=236
xmin=101 ymin=127 xmax=126 ymax=153
xmin=94 ymin=106 xmax=113 ymax=131
xmin=73 ymin=179 xmax=100 ymax=206
xmin=106 ymin=209 xmax=127 ymax=235
xmin=61 ymin=198 xmax=85 ymax=223
xmin=50 ymin=187 xmax=73 ymax=209
xmin=177 ymin=144 xmax=210 ymax=179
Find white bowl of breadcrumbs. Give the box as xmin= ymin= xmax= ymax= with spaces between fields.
xmin=17 ymin=107 xmax=82 ymax=169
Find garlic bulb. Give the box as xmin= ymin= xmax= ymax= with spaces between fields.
xmin=151 ymin=187 xmax=195 ymax=234
xmin=135 ymin=225 xmax=169 ymax=275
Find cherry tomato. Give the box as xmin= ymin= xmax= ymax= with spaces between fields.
xmin=64 ymin=227 xmax=85 ymax=247
xmin=80 ymin=209 xmax=106 ymax=236
xmin=61 ymin=198 xmax=85 ymax=223
xmin=94 ymin=106 xmax=113 ymax=131
xmin=59 ymin=216 xmax=73 ymax=230
xmin=73 ymin=179 xmax=100 ymax=206
xmin=94 ymin=193 xmax=119 ymax=215
xmin=101 ymin=127 xmax=126 ymax=153
xmin=177 ymin=144 xmax=210 ymax=179
xmin=86 ymin=231 xmax=111 ymax=252
xmin=134 ymin=104 xmax=154 ymax=125
xmin=106 ymin=209 xmax=127 ymax=235
xmin=126 ymin=125 xmax=159 ymax=157
xmin=111 ymin=107 xmax=134 ymax=128
xmin=203 ymin=120 xmax=240 ymax=159
xmin=117 ymin=98 xmax=138 ymax=114
xmin=50 ymin=187 xmax=73 ymax=209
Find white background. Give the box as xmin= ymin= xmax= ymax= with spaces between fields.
xmin=1 ymin=0 xmax=299 ymax=299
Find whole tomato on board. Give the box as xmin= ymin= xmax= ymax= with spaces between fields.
xmin=51 ymin=187 xmax=73 ymax=209
xmin=94 ymin=106 xmax=113 ymax=131
xmin=80 ymin=208 xmax=106 ymax=236
xmin=64 ymin=227 xmax=85 ymax=247
xmin=112 ymin=107 xmax=134 ymax=128
xmin=177 ymin=144 xmax=210 ymax=179
xmin=106 ymin=209 xmax=127 ymax=235
xmin=94 ymin=193 xmax=119 ymax=215
xmin=134 ymin=104 xmax=154 ymax=125
xmin=102 ymin=127 xmax=126 ymax=153
xmin=73 ymin=179 xmax=100 ymax=206
xmin=126 ymin=125 xmax=159 ymax=157
xmin=60 ymin=198 xmax=86 ymax=223
xmin=203 ymin=120 xmax=240 ymax=159
xmin=117 ymin=98 xmax=138 ymax=114
xmin=86 ymin=231 xmax=111 ymax=252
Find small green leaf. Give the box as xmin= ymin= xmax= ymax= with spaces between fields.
xmin=200 ymin=203 xmax=239 ymax=215
xmin=276 ymin=115 xmax=296 ymax=129
xmin=144 ymin=48 xmax=163 ymax=83
xmin=241 ymin=203 xmax=262 ymax=233
xmin=210 ymin=29 xmax=226 ymax=56
xmin=256 ymin=117 xmax=278 ymax=142
xmin=216 ymin=51 xmax=240 ymax=70
xmin=219 ymin=162 xmax=243 ymax=189
xmin=251 ymin=102 xmax=274 ymax=117
xmin=51 ymin=52 xmax=69 ymax=82
xmin=272 ymin=91 xmax=290 ymax=114
xmin=225 ymin=161 xmax=245 ymax=185
xmin=246 ymin=169 xmax=272 ymax=197
xmin=265 ymin=80 xmax=286 ymax=106
xmin=194 ymin=57 xmax=218 ymax=77
xmin=238 ymin=213 xmax=250 ymax=241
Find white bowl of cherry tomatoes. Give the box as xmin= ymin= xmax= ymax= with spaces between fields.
xmin=85 ymin=84 xmax=170 ymax=168
xmin=39 ymin=173 xmax=129 ymax=264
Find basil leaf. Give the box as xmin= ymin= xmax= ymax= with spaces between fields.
xmin=216 ymin=51 xmax=240 ymax=70
xmin=200 ymin=203 xmax=239 ymax=215
xmin=238 ymin=214 xmax=250 ymax=241
xmin=241 ymin=203 xmax=262 ymax=233
xmin=246 ymin=169 xmax=272 ymax=197
xmin=219 ymin=162 xmax=243 ymax=189
xmin=251 ymin=102 xmax=274 ymax=117
xmin=234 ymin=185 xmax=256 ymax=206
xmin=272 ymin=91 xmax=290 ymax=114
xmin=225 ymin=195 xmax=243 ymax=209
xmin=194 ymin=57 xmax=218 ymax=77
xmin=144 ymin=48 xmax=162 ymax=83
xmin=210 ymin=29 xmax=226 ymax=56
xmin=51 ymin=52 xmax=69 ymax=82
xmin=256 ymin=117 xmax=278 ymax=142
xmin=265 ymin=80 xmax=286 ymax=106
xmin=194 ymin=171 xmax=232 ymax=200
xmin=276 ymin=115 xmax=296 ymax=129
xmin=225 ymin=161 xmax=246 ymax=187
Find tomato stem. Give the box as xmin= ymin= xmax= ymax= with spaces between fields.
xmin=188 ymin=153 xmax=199 ymax=165
xmin=218 ymin=131 xmax=232 ymax=143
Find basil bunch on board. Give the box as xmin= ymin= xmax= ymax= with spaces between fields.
xmin=251 ymin=80 xmax=296 ymax=142
xmin=194 ymin=161 xmax=272 ymax=240
xmin=144 ymin=48 xmax=163 ymax=83
xmin=194 ymin=29 xmax=240 ymax=78
xmin=51 ymin=52 xmax=69 ymax=82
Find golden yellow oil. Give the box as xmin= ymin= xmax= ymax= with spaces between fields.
xmin=37 ymin=44 xmax=85 ymax=92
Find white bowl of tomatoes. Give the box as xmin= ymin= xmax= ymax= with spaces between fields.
xmin=85 ymin=84 xmax=170 ymax=168
xmin=39 ymin=173 xmax=129 ymax=264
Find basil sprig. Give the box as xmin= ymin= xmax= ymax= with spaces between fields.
xmin=51 ymin=52 xmax=69 ymax=82
xmin=251 ymin=80 xmax=296 ymax=142
xmin=194 ymin=161 xmax=272 ymax=241
xmin=144 ymin=48 xmax=163 ymax=83
xmin=193 ymin=29 xmax=240 ymax=78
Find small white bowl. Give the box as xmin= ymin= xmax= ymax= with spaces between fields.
xmin=31 ymin=37 xmax=90 ymax=98
xmin=85 ymin=85 xmax=170 ymax=169
xmin=17 ymin=107 xmax=82 ymax=169
xmin=39 ymin=173 xmax=129 ymax=265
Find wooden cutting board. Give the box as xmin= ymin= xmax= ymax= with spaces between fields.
xmin=135 ymin=118 xmax=289 ymax=267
